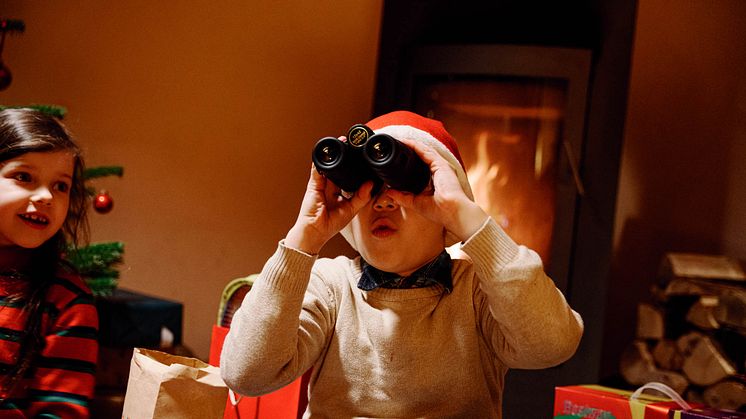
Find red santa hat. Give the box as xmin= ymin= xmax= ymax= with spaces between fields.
xmin=340 ymin=110 xmax=474 ymax=250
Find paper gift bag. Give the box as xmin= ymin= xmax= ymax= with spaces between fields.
xmin=122 ymin=347 xmax=229 ymax=419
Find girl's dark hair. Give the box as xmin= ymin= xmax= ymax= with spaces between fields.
xmin=0 ymin=108 xmax=89 ymax=400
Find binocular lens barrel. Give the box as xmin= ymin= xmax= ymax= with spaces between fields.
xmin=312 ymin=136 xmax=372 ymax=193
xmin=313 ymin=137 xmax=343 ymax=166
xmin=367 ymin=138 xmax=393 ymax=163
xmin=364 ymin=134 xmax=430 ymax=194
xmin=311 ymin=125 xmax=431 ymax=195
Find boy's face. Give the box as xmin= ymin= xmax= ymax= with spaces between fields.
xmin=348 ymin=187 xmax=445 ymax=276
xmin=0 ymin=151 xmax=74 ymax=249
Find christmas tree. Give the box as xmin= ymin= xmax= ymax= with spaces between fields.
xmin=69 ymin=163 xmax=125 ymax=297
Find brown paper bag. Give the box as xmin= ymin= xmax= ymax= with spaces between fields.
xmin=122 ymin=348 xmax=228 ymax=419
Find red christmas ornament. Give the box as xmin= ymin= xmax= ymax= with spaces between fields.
xmin=93 ymin=190 xmax=114 ymax=214
xmin=1 ymin=22 xmax=16 ymax=91
xmin=0 ymin=62 xmax=11 ymax=91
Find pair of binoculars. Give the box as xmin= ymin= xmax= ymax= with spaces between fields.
xmin=312 ymin=124 xmax=430 ymax=194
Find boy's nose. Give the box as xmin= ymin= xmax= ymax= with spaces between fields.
xmin=373 ymin=187 xmax=398 ymax=211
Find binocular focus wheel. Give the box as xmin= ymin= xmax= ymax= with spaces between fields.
xmin=347 ymin=124 xmax=375 ymax=148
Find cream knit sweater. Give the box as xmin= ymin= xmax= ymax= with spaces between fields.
xmin=221 ymin=218 xmax=583 ymax=418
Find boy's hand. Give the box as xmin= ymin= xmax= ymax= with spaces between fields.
xmin=285 ymin=160 xmax=373 ymax=255
xmin=386 ymin=138 xmax=488 ymax=242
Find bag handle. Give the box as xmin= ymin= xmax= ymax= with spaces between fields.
xmin=629 ymin=382 xmax=692 ymax=411
xmin=229 ymin=389 xmax=243 ymax=406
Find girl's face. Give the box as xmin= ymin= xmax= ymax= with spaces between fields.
xmin=0 ymin=151 xmax=75 ymax=249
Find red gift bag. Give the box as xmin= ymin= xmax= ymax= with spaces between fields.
xmin=209 ymin=325 xmax=311 ymax=419
xmin=553 ymin=382 xmax=699 ymax=419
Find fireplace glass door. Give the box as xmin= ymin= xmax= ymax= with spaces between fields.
xmin=404 ymin=45 xmax=592 ymax=292
xmin=415 ymin=76 xmax=568 ymax=266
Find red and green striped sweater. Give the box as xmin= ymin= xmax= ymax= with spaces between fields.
xmin=0 ymin=271 xmax=98 ymax=418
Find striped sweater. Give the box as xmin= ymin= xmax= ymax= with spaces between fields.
xmin=0 ymin=271 xmax=98 ymax=418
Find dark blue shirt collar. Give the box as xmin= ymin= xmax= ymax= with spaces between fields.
xmin=357 ymin=250 xmax=453 ymax=293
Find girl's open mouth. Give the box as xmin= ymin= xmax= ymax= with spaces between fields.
xmin=19 ymin=213 xmax=50 ymax=227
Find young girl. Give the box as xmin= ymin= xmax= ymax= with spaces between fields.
xmin=0 ymin=108 xmax=99 ymax=417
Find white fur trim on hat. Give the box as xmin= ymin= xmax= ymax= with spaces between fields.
xmin=340 ymin=124 xmax=473 ymax=251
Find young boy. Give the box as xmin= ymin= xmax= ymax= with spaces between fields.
xmin=221 ymin=111 xmax=583 ymax=418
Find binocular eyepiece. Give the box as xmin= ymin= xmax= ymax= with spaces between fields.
xmin=312 ymin=124 xmax=430 ymax=194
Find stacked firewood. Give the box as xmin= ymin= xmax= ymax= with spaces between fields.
xmin=620 ymin=253 xmax=746 ymax=411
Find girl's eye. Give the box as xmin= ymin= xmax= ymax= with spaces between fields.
xmin=54 ymin=182 xmax=70 ymax=193
xmin=13 ymin=172 xmax=31 ymax=182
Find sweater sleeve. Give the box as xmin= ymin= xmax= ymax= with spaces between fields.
xmin=460 ymin=218 xmax=584 ymax=369
xmin=220 ymin=241 xmax=335 ymax=396
xmin=28 ymin=274 xmax=99 ymax=418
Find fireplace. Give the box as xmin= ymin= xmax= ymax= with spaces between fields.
xmin=403 ymin=45 xmax=592 ymax=294
xmin=418 ymin=77 xmax=565 ymax=264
